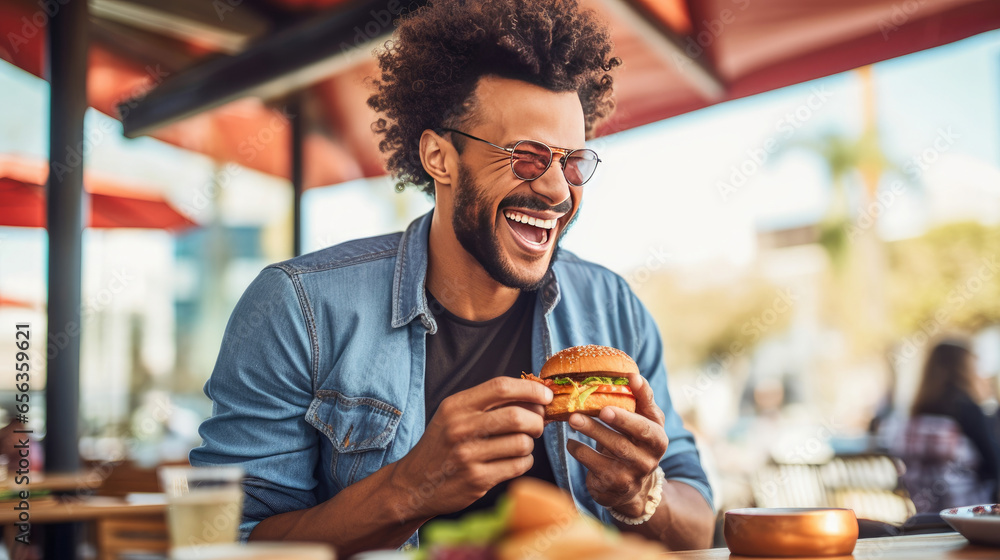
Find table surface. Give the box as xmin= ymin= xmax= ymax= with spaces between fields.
xmin=664 ymin=533 xmax=995 ymax=559
xmin=0 ymin=495 xmax=166 ymax=524
xmin=0 ymin=469 xmax=103 ymax=493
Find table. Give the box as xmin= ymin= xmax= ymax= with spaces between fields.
xmin=663 ymin=533 xmax=996 ymax=559
xmin=0 ymin=469 xmax=103 ymax=494
xmin=0 ymin=495 xmax=166 ymax=524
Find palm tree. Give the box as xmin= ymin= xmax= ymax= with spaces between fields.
xmin=787 ymin=66 xmax=898 ymax=347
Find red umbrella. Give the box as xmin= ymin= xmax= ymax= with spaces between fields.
xmin=2 ymin=0 xmax=997 ymax=188
xmin=0 ymin=154 xmax=196 ymax=230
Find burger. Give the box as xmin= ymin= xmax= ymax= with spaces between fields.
xmin=523 ymin=345 xmax=637 ymax=422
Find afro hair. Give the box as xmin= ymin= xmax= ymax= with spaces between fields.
xmin=367 ymin=0 xmax=621 ymax=194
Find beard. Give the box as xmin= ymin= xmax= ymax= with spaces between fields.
xmin=451 ymin=163 xmax=577 ymax=291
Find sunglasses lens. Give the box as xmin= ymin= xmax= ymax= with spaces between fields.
xmin=511 ymin=140 xmax=552 ymax=180
xmin=564 ymin=150 xmax=599 ymax=186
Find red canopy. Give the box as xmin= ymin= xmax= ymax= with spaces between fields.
xmin=0 ymin=154 xmax=196 ymax=230
xmin=1 ymin=0 xmax=998 ymax=188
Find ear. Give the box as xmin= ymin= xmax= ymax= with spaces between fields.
xmin=419 ymin=130 xmax=455 ymax=189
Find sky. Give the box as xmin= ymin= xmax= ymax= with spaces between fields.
xmin=1 ymin=29 xmax=999 ymax=279
xmin=305 ymin=29 xmax=1000 ymax=273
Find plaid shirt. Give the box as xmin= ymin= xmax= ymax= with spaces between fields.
xmin=888 ymin=414 xmax=995 ymax=512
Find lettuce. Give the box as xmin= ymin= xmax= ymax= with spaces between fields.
xmin=577 ymin=385 xmax=600 ymax=407
xmin=417 ymin=496 xmax=512 ymax=553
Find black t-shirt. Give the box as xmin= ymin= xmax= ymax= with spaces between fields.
xmin=423 ymin=288 xmax=556 ymax=521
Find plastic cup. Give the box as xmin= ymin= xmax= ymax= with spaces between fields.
xmin=158 ymin=466 xmax=244 ymax=550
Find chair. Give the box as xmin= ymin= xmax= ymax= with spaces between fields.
xmin=749 ymin=454 xmax=916 ymax=526
xmin=96 ymin=515 xmax=170 ymax=560
xmin=93 ymin=462 xmax=173 ymax=560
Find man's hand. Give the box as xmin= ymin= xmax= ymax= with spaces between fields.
xmin=565 ymin=369 xmax=669 ymax=517
xmin=390 ymin=377 xmax=553 ymax=520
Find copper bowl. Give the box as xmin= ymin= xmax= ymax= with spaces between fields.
xmin=724 ymin=508 xmax=858 ymax=557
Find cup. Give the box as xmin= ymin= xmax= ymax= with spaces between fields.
xmin=170 ymin=543 xmax=335 ymax=560
xmin=158 ymin=465 xmax=244 ymax=550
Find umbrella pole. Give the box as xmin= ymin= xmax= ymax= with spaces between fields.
xmin=45 ymin=0 xmax=87 ymax=557
xmin=290 ymin=94 xmax=305 ymax=257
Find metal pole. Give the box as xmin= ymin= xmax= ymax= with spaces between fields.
xmin=290 ymin=95 xmax=305 ymax=256
xmin=45 ymin=0 xmax=87 ymax=556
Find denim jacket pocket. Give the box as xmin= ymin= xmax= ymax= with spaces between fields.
xmin=306 ymin=390 xmax=402 ymax=488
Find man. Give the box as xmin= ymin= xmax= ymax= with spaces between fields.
xmin=190 ymin=0 xmax=714 ymax=555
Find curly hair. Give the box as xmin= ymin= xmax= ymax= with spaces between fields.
xmin=367 ymin=0 xmax=621 ymax=195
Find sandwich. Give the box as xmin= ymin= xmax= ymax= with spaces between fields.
xmin=419 ymin=477 xmax=666 ymax=560
xmin=523 ymin=345 xmax=637 ymax=422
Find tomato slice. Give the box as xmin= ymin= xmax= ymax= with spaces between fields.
xmin=522 ymin=374 xmax=633 ymax=396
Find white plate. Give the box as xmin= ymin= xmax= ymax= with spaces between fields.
xmin=940 ymin=504 xmax=1000 ymax=547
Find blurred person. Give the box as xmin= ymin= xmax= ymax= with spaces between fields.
xmin=892 ymin=339 xmax=1000 ymax=512
xmin=189 ymin=0 xmax=714 ymax=555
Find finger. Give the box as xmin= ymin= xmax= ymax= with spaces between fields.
xmin=484 ymin=454 xmax=535 ymax=484
xmin=568 ymin=412 xmax=651 ymax=473
xmin=598 ymin=406 xmax=669 ymax=459
xmin=464 ymin=377 xmax=554 ymax=411
xmin=626 ymin=374 xmax=665 ymax=426
xmin=464 ymin=433 xmax=535 ymax=462
xmin=478 ymin=404 xmax=546 ymax=438
xmin=568 ymin=440 xmax=645 ymax=507
xmin=502 ymin=402 xmax=545 ymax=418
xmin=566 ymin=439 xmax=620 ymax=483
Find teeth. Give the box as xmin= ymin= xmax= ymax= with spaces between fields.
xmin=503 ymin=210 xmax=558 ymax=230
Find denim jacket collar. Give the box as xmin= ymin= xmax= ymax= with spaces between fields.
xmin=391 ymin=211 xmax=436 ymax=333
xmin=390 ymin=210 xmax=562 ymax=334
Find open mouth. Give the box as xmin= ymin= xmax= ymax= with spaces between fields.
xmin=503 ymin=209 xmax=558 ymax=247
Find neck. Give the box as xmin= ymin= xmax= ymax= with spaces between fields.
xmin=426 ymin=208 xmax=520 ymax=321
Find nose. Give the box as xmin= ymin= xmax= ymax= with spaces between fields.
xmin=529 ymin=157 xmax=573 ymax=205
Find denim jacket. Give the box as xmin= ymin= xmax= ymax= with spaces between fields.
xmin=190 ymin=211 xmax=712 ymax=548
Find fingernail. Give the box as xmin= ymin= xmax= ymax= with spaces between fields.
xmin=601 ymin=407 xmax=616 ymax=422
xmin=569 ymin=414 xmax=584 ymax=428
xmin=544 ymin=388 xmax=554 ymax=401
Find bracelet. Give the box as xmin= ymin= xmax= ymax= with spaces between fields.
xmin=608 ymin=466 xmax=665 ymax=525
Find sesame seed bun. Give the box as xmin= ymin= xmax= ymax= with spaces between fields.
xmin=540 ymin=345 xmax=639 ymax=380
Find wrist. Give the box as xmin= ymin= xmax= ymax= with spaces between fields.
xmin=608 ymin=466 xmax=665 ymax=525
xmin=616 ymin=472 xmax=656 ymax=518
xmin=385 ymin=460 xmax=434 ymax=525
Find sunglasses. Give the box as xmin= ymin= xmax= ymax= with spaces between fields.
xmin=441 ymin=128 xmax=601 ymax=187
